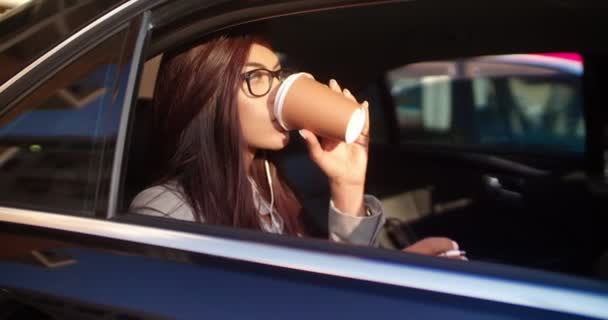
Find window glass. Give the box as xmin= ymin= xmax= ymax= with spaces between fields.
xmin=0 ymin=29 xmax=134 ymax=215
xmin=0 ymin=0 xmax=125 ymax=85
xmin=386 ymin=53 xmax=584 ymax=153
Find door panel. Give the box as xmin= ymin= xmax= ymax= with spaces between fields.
xmin=0 ymin=220 xmax=602 ymax=320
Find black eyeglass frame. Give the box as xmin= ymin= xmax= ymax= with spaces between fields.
xmin=242 ymin=68 xmax=292 ymax=97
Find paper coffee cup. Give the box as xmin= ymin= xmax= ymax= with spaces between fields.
xmin=273 ymin=73 xmax=366 ymax=144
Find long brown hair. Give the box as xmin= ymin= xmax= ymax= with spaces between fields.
xmin=151 ymin=33 xmax=304 ymax=235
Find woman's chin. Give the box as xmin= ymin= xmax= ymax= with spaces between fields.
xmin=252 ymin=131 xmax=291 ymax=151
xmin=279 ymin=133 xmax=291 ymax=148
xmin=269 ymin=132 xmax=290 ymax=150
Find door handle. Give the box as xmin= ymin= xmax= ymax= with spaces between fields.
xmin=483 ymin=175 xmax=523 ymax=200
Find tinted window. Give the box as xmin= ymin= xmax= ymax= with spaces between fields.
xmin=0 ymin=0 xmax=125 ymax=85
xmin=386 ymin=53 xmax=584 ymax=154
xmin=0 ymin=28 xmax=135 ymax=215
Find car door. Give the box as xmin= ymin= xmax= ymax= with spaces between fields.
xmin=1 ymin=0 xmax=608 ymax=319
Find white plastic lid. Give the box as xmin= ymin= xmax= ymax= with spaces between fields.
xmin=273 ymin=72 xmax=314 ymax=131
xmin=345 ymin=107 xmax=366 ymax=144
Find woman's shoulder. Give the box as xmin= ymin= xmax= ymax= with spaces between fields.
xmin=129 ymin=182 xmax=197 ymax=222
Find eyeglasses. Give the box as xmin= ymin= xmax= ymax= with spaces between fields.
xmin=242 ymin=68 xmax=291 ymax=97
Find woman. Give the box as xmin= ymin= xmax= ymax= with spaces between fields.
xmin=130 ymin=32 xmax=464 ymax=258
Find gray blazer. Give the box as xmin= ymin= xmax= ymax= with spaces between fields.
xmin=129 ymin=181 xmax=385 ymax=246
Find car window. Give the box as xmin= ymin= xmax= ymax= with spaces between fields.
xmin=0 ymin=28 xmax=134 ymax=215
xmin=386 ymin=53 xmax=584 ymax=154
xmin=121 ymin=0 xmax=608 ymax=285
xmin=0 ymin=0 xmax=126 ymax=86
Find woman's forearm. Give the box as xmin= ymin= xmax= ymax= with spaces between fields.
xmin=329 ymin=181 xmax=365 ymax=216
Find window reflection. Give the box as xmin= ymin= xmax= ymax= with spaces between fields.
xmin=0 ymin=30 xmax=132 ymax=215
xmin=0 ymin=0 xmax=124 ymax=85
xmin=387 ymin=53 xmax=584 ymax=153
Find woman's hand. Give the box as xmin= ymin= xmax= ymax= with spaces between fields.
xmin=403 ymin=237 xmax=468 ymax=260
xmin=299 ymin=79 xmax=370 ymax=216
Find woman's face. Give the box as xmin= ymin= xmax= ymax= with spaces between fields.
xmin=238 ymin=41 xmax=290 ymax=151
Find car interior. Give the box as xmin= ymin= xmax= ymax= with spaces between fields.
xmin=119 ymin=0 xmax=608 ymax=281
